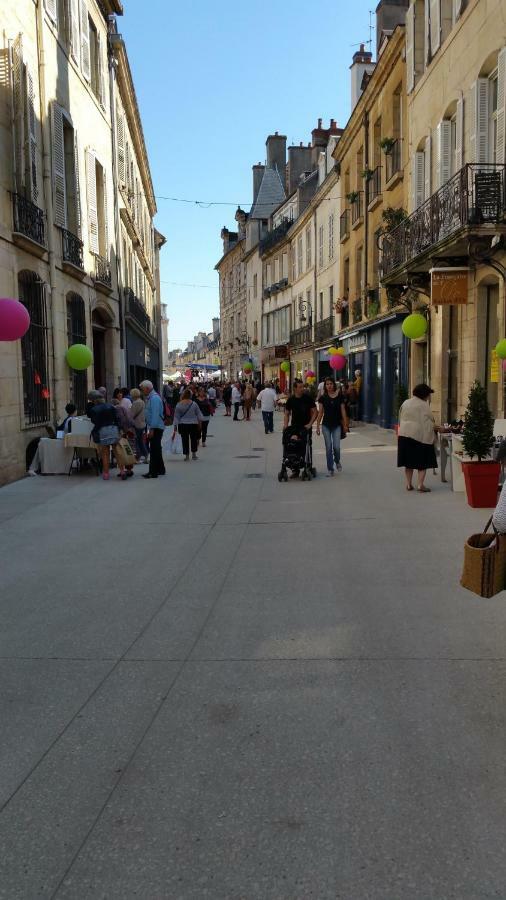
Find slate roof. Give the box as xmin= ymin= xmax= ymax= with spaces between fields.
xmin=249 ymin=166 xmax=286 ymax=219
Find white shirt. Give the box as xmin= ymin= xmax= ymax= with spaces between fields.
xmin=399 ymin=397 xmax=435 ymax=444
xmin=257 ymin=388 xmax=276 ymax=412
xmin=208 ymin=387 xmax=216 ymax=400
xmin=231 ymin=386 xmax=242 ymax=403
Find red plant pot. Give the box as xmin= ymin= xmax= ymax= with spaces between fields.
xmin=462 ymin=461 xmax=501 ymax=508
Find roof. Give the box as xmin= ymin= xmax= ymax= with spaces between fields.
xmin=250 ymin=166 xmax=286 ymax=220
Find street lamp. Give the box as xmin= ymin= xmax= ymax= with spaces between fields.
xmin=298 ymin=298 xmax=312 ymax=325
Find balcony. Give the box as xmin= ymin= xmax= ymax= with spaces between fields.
xmin=352 ymin=299 xmax=363 ymax=324
xmin=12 ymin=193 xmax=46 ymax=256
xmin=351 ymin=194 xmax=363 ymax=228
xmin=340 ymin=304 xmax=349 ymax=328
xmin=367 ymin=167 xmax=382 ymax=208
xmin=93 ymin=253 xmax=112 ymax=292
xmin=290 ymin=324 xmax=313 ymax=347
xmin=385 ymin=139 xmax=402 ymax=186
xmin=62 ymin=228 xmax=85 ymax=277
xmin=365 ymin=289 xmax=380 ymax=319
xmin=124 ymin=287 xmax=158 ymax=342
xmin=314 ymin=316 xmax=334 ymax=344
xmin=381 ymin=164 xmax=506 ymax=281
xmin=340 ymin=210 xmax=349 ymax=242
xmin=259 ymin=218 xmax=292 ymax=255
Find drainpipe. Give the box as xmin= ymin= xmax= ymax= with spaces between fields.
xmin=35 ymin=0 xmax=59 ymax=423
xmin=363 ymin=111 xmax=370 ymax=303
xmin=108 ymin=22 xmax=126 ymax=381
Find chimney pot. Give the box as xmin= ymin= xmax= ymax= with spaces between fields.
xmin=318 ymin=118 xmax=322 ymax=128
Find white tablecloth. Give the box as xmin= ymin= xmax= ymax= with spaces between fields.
xmin=30 ymin=438 xmax=74 ymax=475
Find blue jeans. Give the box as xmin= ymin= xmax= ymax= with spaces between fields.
xmin=322 ymin=425 xmax=341 ymax=471
xmin=262 ymin=411 xmax=274 ymax=433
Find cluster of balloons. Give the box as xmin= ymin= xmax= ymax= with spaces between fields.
xmin=0 ymin=297 xmax=30 ymax=341
xmin=326 ymin=347 xmax=347 ymax=372
xmin=306 ymin=375 xmax=316 ymax=384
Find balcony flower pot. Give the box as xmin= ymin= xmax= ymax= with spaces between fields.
xmin=346 ymin=191 xmax=360 ymax=204
xmin=461 ymin=380 xmax=498 ymax=508
xmin=462 ymin=461 xmax=501 ymax=508
xmin=380 ymin=137 xmax=396 ymax=155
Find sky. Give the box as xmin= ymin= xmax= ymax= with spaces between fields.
xmin=120 ymin=0 xmax=376 ymax=351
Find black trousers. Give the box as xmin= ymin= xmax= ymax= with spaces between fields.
xmin=201 ymin=420 xmax=209 ymax=444
xmin=179 ymin=424 xmax=200 ymax=456
xmin=149 ymin=428 xmax=165 ymax=475
xmin=233 ymin=402 xmax=241 ymax=420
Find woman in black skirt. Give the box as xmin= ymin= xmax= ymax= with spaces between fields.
xmin=397 ymin=383 xmax=439 ymax=493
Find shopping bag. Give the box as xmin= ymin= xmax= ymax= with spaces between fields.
xmin=169 ymin=432 xmax=183 ymax=455
xmin=460 ymin=518 xmax=506 ymax=598
xmin=114 ymin=437 xmax=135 ymax=468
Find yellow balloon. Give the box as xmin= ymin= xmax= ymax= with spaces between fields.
xmin=328 ymin=347 xmax=339 ymax=355
xmin=337 ymin=348 xmax=346 ymax=355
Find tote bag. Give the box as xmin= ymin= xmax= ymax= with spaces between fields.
xmin=461 ymin=518 xmax=506 ymax=598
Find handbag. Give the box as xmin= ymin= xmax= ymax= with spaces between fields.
xmin=114 ymin=437 xmax=135 ymax=467
xmin=461 ymin=517 xmax=506 ymax=598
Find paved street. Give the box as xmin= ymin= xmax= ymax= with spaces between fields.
xmin=2 ymin=411 xmax=506 ymax=899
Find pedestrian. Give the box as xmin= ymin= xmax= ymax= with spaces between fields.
xmin=231 ymin=382 xmax=242 ymax=421
xmin=111 ymin=392 xmax=134 ymax=479
xmin=243 ymin=382 xmax=255 ymax=421
xmin=173 ymin=389 xmax=204 ymax=461
xmin=284 ymin=379 xmax=318 ymax=431
xmin=140 ymin=380 xmax=166 ymax=479
xmin=223 ymin=382 xmax=232 ymax=416
xmin=87 ymin=390 xmax=121 ymax=481
xmin=257 ymin=381 xmax=277 ymax=434
xmin=121 ymin=387 xmax=132 ymax=410
xmin=196 ymin=387 xmax=211 ymax=447
xmin=130 ymin=387 xmax=147 ymax=461
xmin=315 ymin=377 xmax=349 ymax=476
xmin=57 ymin=403 xmax=77 ymax=435
xmin=397 ymin=383 xmax=439 ymax=492
xmin=207 ymin=383 xmax=217 ymax=412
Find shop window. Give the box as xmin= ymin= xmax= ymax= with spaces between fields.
xmin=19 ymin=271 xmax=50 ymax=425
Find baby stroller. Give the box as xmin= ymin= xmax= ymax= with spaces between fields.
xmin=278 ymin=426 xmax=317 ymax=482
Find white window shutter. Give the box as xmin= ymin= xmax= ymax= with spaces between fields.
xmin=412 ymin=151 xmax=425 ymax=210
xmin=424 ymin=0 xmax=431 ymax=65
xmin=406 ymin=3 xmax=415 ymax=93
xmin=70 ymin=0 xmax=80 ymax=63
xmin=102 ymin=169 xmax=109 ymax=257
xmin=51 ymin=102 xmax=66 ymax=227
xmin=430 ymin=0 xmax=441 ymax=56
xmin=117 ymin=110 xmax=125 ymax=185
xmin=496 ymin=47 xmax=506 ymax=164
xmin=86 ymin=148 xmax=99 ymax=253
xmin=26 ymin=69 xmax=38 ymax=203
xmin=453 ymin=0 xmax=464 ymax=21
xmin=11 ymin=35 xmax=25 ymax=194
xmin=97 ymin=31 xmax=106 ymax=109
xmin=73 ymin=131 xmax=82 ymax=236
xmin=424 ymin=135 xmax=432 ymax=200
xmin=455 ymin=98 xmax=464 ymax=170
xmin=80 ymin=0 xmax=91 ymax=82
xmin=436 ymin=120 xmax=451 ymax=187
xmin=469 ymin=79 xmax=489 ymax=164
xmin=44 ymin=0 xmax=58 ymax=24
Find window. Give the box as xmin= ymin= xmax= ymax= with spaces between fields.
xmin=19 ymin=271 xmax=50 ymax=425
xmin=356 ymin=246 xmax=363 ymax=294
xmin=329 ymin=285 xmax=334 ymax=317
xmin=51 ymin=103 xmax=80 ymax=235
xmin=282 ymin=252 xmax=288 ymax=278
xmin=490 ymin=70 xmax=499 ymax=163
xmin=319 ymin=291 xmax=323 ymax=321
xmin=254 ymin=320 xmax=258 ymax=343
xmin=274 ymin=257 xmax=278 ymax=283
xmin=86 ymin=150 xmax=108 ymax=258
xmin=291 ymin=245 xmax=296 ymax=282
xmin=66 ymin=293 xmax=87 ymax=412
xmin=318 ymin=224 xmax=324 ymax=268
xmin=343 ymin=257 xmax=350 ymax=296
xmin=373 ymin=118 xmax=382 ymax=168
xmin=11 ymin=35 xmax=38 ymax=204
xmin=266 ymin=263 xmax=271 ymax=287
xmin=297 ymin=235 xmax=303 ymax=277
xmin=328 ymin=214 xmax=334 ymax=260
xmin=305 ymin=227 xmax=312 ymax=268
xmin=253 ymin=273 xmax=258 ymax=298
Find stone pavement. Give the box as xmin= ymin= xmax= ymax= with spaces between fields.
xmin=1 ymin=411 xmax=506 ymax=899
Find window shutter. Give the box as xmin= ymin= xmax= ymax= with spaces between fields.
xmin=406 ymin=3 xmax=415 ymax=93
xmin=86 ymin=148 xmax=98 ymax=253
xmin=424 ymin=0 xmax=431 ymax=65
xmin=73 ymin=131 xmax=82 ymax=236
xmin=469 ymin=79 xmax=489 ymax=164
xmin=44 ymin=0 xmax=58 ymax=24
xmin=455 ymin=98 xmax=464 ymax=170
xmin=496 ymin=47 xmax=506 ymax=165
xmin=117 ymin=110 xmax=125 ymax=185
xmin=26 ymin=69 xmax=38 ymax=203
xmin=453 ymin=0 xmax=464 ymax=21
xmin=80 ymin=0 xmax=91 ymax=82
xmin=11 ymin=35 xmax=25 ymax=194
xmin=97 ymin=31 xmax=106 ymax=109
xmin=436 ymin=120 xmax=451 ymax=187
xmin=51 ymin=102 xmax=67 ymax=227
xmin=69 ymin=0 xmax=80 ymax=63
xmin=412 ymin=151 xmax=425 ymax=210
xmin=424 ymin=135 xmax=432 ymax=200
xmin=430 ymin=0 xmax=441 ymax=56
xmin=102 ymin=169 xmax=109 ymax=257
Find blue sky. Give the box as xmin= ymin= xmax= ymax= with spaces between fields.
xmin=120 ymin=0 xmax=376 ymax=350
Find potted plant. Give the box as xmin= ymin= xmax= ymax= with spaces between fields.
xmin=361 ymin=168 xmax=375 ymax=181
xmin=380 ymin=137 xmax=396 ymax=154
xmin=461 ymin=380 xmax=500 ymax=508
xmin=346 ymin=191 xmax=360 ymax=204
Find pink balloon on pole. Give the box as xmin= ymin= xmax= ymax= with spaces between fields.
xmin=329 ymin=354 xmax=346 ymax=371
xmin=0 ymin=298 xmax=30 ymax=341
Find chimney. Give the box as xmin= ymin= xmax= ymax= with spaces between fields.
xmin=221 ymin=227 xmax=238 ymax=254
xmin=266 ymin=132 xmax=287 ymax=187
xmin=287 ymin=144 xmax=313 ymax=194
xmin=212 ymin=317 xmax=220 ymax=337
xmin=350 ymin=43 xmax=375 ymax=110
xmin=252 ymin=163 xmax=265 ymax=203
xmin=375 ymin=0 xmax=409 ymax=55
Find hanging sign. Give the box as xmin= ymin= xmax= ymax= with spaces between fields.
xmin=430 ymin=268 xmax=469 ymax=305
xmin=491 ymin=349 xmax=500 ymax=384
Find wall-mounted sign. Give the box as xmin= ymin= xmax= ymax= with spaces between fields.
xmin=347 ymin=334 xmax=368 ymax=354
xmin=430 ymin=268 xmax=469 ymax=305
xmin=491 ymin=349 xmax=500 ymax=384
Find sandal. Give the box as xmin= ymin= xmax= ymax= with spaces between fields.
xmin=406 ymin=485 xmax=414 ymax=491
xmin=418 ymin=486 xmax=431 ymax=493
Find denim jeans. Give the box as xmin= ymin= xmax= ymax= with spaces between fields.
xmin=262 ymin=411 xmax=274 ymax=433
xmin=322 ymin=424 xmax=341 ymax=471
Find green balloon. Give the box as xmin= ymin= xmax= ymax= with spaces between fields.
xmin=402 ymin=313 xmax=427 ymax=341
xmin=66 ymin=343 xmax=93 ymax=370
xmin=280 ymin=360 xmax=290 ymax=372
xmin=495 ymin=339 xmax=506 ymax=360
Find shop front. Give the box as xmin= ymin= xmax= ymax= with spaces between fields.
xmin=262 ymin=344 xmax=289 ymax=389
xmin=290 ymin=348 xmax=315 ymax=384
xmin=342 ymin=315 xmax=408 ymax=428
xmin=126 ymin=324 xmax=160 ymax=391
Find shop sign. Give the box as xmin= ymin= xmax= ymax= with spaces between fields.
xmin=430 ymin=268 xmax=468 ymax=305
xmin=347 ymin=334 xmax=368 ymax=354
xmin=491 ymin=349 xmax=500 ymax=384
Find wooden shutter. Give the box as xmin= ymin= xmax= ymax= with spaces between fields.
xmin=26 ymin=69 xmax=38 ymax=203
xmin=11 ymin=35 xmax=25 ymax=194
xmin=453 ymin=0 xmax=464 ymax=21
xmin=436 ymin=120 xmax=451 ymax=187
xmin=86 ymin=148 xmax=98 ymax=253
xmin=44 ymin=0 xmax=58 ymax=24
xmin=455 ymin=98 xmax=464 ymax=170
xmin=430 ymin=0 xmax=441 ymax=56
xmin=97 ymin=31 xmax=106 ymax=109
xmin=496 ymin=48 xmax=506 ymax=164
xmin=412 ymin=151 xmax=425 ymax=210
xmin=117 ymin=110 xmax=125 ymax=185
xmin=406 ymin=3 xmax=415 ymax=93
xmin=69 ymin=0 xmax=80 ymax=62
xmin=73 ymin=131 xmax=82 ymax=236
xmin=80 ymin=0 xmax=91 ymax=82
xmin=469 ymin=79 xmax=489 ymax=164
xmin=102 ymin=169 xmax=109 ymax=257
xmin=51 ymin=102 xmax=66 ymax=227
xmin=424 ymin=0 xmax=431 ymax=65
xmin=424 ymin=135 xmax=432 ymax=200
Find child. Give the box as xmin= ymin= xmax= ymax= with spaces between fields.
xmin=58 ymin=403 xmax=77 ymax=436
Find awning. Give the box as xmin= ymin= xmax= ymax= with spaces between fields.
xmin=188 ymin=362 xmax=221 ymax=370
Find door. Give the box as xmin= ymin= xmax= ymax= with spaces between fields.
xmin=92 ymin=326 xmax=106 ymax=389
xmin=390 ymin=346 xmax=401 ymax=425
xmin=370 ymin=350 xmax=382 ymax=422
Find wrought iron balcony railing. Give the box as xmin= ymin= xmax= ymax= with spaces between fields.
xmin=259 ymin=217 xmax=292 ymax=254
xmin=62 ymin=228 xmax=84 ymax=269
xmin=385 ymin=140 xmax=402 ymax=183
xmin=381 ymin=164 xmax=506 ymax=279
xmin=340 ymin=210 xmax=349 ymax=241
xmin=367 ymin=167 xmax=382 ymax=205
xmin=352 ymin=299 xmax=363 ymax=324
xmin=314 ymin=316 xmax=334 ymax=344
xmin=351 ymin=194 xmax=363 ymax=225
xmin=290 ymin=324 xmax=312 ymax=347
xmin=12 ymin=193 xmax=46 ymax=247
xmin=125 ymin=287 xmax=152 ymax=335
xmin=94 ymin=253 xmax=112 ymax=288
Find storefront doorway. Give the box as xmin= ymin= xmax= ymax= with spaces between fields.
xmin=370 ymin=350 xmax=382 ymax=422
xmin=477 ymin=282 xmax=500 ymax=417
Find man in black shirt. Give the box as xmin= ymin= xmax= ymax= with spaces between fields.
xmin=284 ymin=380 xmax=317 ymax=431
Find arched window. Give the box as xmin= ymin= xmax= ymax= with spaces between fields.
xmin=66 ymin=293 xmax=87 ymax=413
xmin=18 ymin=271 xmax=50 ymax=425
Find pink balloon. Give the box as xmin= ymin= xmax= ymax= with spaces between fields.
xmin=306 ymin=369 xmax=315 ymax=378
xmin=329 ymin=354 xmax=346 ymax=371
xmin=0 ymin=298 xmax=30 ymax=341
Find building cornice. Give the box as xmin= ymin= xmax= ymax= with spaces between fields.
xmin=214 ymin=238 xmax=244 ymax=272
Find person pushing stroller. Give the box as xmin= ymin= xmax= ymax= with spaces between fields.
xmin=279 ymin=380 xmax=318 ymax=481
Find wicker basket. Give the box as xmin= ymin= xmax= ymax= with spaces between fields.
xmin=461 ymin=518 xmax=506 ymax=598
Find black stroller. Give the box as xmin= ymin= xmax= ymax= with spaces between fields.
xmin=278 ymin=426 xmax=317 ymax=482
